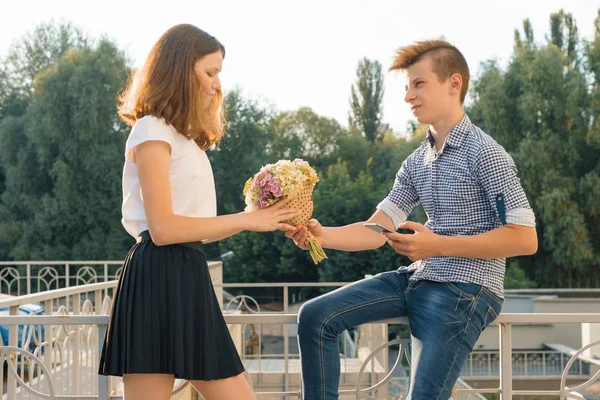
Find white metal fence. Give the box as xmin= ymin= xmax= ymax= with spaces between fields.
xmin=2 ymin=262 xmax=600 ymax=399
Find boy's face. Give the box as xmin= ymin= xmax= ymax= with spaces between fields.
xmin=404 ymin=56 xmax=460 ymax=126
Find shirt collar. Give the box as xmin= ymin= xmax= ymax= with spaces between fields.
xmin=425 ymin=114 xmax=472 ymax=149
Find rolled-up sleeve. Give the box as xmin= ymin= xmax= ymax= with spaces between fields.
xmin=377 ymin=156 xmax=420 ymax=229
xmin=474 ymin=143 xmax=536 ymax=227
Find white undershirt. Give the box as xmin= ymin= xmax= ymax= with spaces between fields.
xmin=121 ymin=116 xmax=217 ymax=238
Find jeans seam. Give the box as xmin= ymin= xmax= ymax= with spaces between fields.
xmin=467 ymin=290 xmax=484 ymax=320
xmin=481 ymin=286 xmax=504 ymax=308
xmin=446 ymin=283 xmax=483 ymax=321
xmin=317 ymin=296 xmax=402 ymax=400
xmin=435 ymin=316 xmax=472 ymax=400
xmin=405 ymin=280 xmax=425 ymax=293
xmin=446 ymin=282 xmax=478 ymax=299
xmin=486 ymin=305 xmax=499 ymax=321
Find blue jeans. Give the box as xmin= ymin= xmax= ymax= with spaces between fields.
xmin=297 ymin=270 xmax=503 ymax=400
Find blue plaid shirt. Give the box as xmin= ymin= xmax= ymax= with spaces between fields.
xmin=377 ymin=114 xmax=535 ymax=298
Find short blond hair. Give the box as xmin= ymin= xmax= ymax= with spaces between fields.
xmin=390 ymin=39 xmax=470 ymax=103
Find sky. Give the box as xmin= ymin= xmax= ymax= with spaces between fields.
xmin=0 ymin=0 xmax=598 ymax=135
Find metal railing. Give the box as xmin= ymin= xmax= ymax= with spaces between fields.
xmin=461 ymin=350 xmax=591 ymax=378
xmin=0 ymin=262 xmax=124 ymax=296
xmin=5 ymin=261 xmax=600 ymax=299
xmin=2 ymin=312 xmax=600 ymax=399
xmin=2 ymin=279 xmax=600 ymax=399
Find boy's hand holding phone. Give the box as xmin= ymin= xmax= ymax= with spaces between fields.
xmin=371 ymin=221 xmax=442 ymax=262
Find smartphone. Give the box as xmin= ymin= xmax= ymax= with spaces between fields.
xmin=363 ymin=223 xmax=395 ymax=234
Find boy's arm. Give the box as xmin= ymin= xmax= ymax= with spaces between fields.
xmin=384 ymin=143 xmax=537 ymax=260
xmin=440 ymin=224 xmax=536 ymax=257
xmin=318 ymin=210 xmax=395 ymax=251
xmin=287 ymin=157 xmax=421 ymax=252
xmin=382 ymin=221 xmax=536 ymax=261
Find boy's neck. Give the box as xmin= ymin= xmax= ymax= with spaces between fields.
xmin=428 ymin=108 xmax=465 ymax=151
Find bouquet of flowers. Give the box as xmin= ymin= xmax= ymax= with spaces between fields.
xmin=243 ymin=159 xmax=327 ymax=264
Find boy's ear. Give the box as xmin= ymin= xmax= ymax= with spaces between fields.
xmin=449 ymin=73 xmax=462 ymax=94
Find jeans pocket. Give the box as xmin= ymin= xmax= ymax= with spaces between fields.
xmin=445 ymin=282 xmax=491 ymax=322
xmin=481 ymin=287 xmax=504 ymax=309
xmin=477 ymin=290 xmax=503 ymax=334
xmin=481 ymin=305 xmax=499 ymax=333
xmin=445 ymin=282 xmax=481 ymax=300
xmin=405 ymin=279 xmax=425 ymax=294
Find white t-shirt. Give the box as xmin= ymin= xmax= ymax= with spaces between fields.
xmin=121 ymin=115 xmax=217 ymax=238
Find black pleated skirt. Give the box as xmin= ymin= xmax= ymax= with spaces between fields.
xmin=98 ymin=231 xmax=245 ymax=380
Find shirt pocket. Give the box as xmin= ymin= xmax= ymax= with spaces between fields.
xmin=436 ymin=168 xmax=479 ymax=212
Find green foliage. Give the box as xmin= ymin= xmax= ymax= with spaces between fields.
xmin=0 ymin=25 xmax=131 ymax=260
xmin=468 ymin=9 xmax=600 ymax=287
xmin=504 ymin=261 xmax=536 ymax=289
xmin=2 ymin=10 xmax=599 ymax=290
xmin=349 ymin=57 xmax=385 ymax=143
xmin=312 ymin=161 xmax=403 ymax=282
xmin=269 ymin=107 xmax=345 ymax=172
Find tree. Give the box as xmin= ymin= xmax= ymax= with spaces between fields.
xmin=368 ymin=133 xmax=420 ymax=186
xmin=0 ymin=20 xmax=89 ymax=118
xmin=312 ymin=161 xmax=407 ymax=282
xmin=468 ymin=10 xmax=600 ymax=287
xmin=336 ymin=125 xmax=371 ymax=179
xmin=214 ymin=103 xmax=346 ymax=287
xmin=580 ymin=9 xmax=600 ymax=282
xmin=205 ymin=90 xmax=275 ymax=261
xmin=349 ymin=57 xmax=385 ymax=143
xmin=0 ymin=37 xmax=131 ymax=260
xmin=549 ymin=9 xmax=579 ymax=70
xmin=504 ymin=261 xmax=536 ymax=289
xmin=0 ymin=21 xmax=90 ymax=259
xmin=209 ymin=89 xmax=275 ymax=216
xmin=269 ymin=107 xmax=346 ymax=173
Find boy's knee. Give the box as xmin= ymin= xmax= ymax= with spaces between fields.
xmin=297 ymin=298 xmax=324 ymax=335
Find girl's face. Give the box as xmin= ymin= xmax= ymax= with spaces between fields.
xmin=194 ymin=50 xmax=223 ymax=100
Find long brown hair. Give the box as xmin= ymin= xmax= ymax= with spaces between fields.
xmin=118 ymin=24 xmax=226 ymax=149
xmin=390 ymin=39 xmax=470 ymax=104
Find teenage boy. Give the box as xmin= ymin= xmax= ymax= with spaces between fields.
xmin=287 ymin=39 xmax=537 ymax=400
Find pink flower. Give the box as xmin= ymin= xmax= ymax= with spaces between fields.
xmin=271 ymin=184 xmax=282 ymax=198
xmin=245 ymin=159 xmax=318 ymax=212
xmin=258 ymin=174 xmax=274 ymax=188
xmin=259 ymin=165 xmax=272 ymax=175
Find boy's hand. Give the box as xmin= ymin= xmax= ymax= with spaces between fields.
xmin=382 ymin=221 xmax=442 ymax=261
xmin=285 ymin=219 xmax=324 ymax=250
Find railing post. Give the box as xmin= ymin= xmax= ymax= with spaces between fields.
xmin=66 ymin=263 xmax=71 ymax=288
xmin=95 ymin=290 xmax=103 ymax=315
xmin=499 ymin=322 xmax=512 ymax=399
xmin=44 ymin=299 xmax=54 ymax=384
xmin=469 ymin=353 xmax=473 ymax=376
xmin=104 ymin=263 xmax=109 ymax=299
xmin=98 ymin=324 xmax=109 ymax=400
xmin=542 ymin=352 xmax=546 ymax=376
xmin=284 ymin=285 xmax=289 ymax=393
xmin=26 ymin=264 xmax=31 ymax=295
xmin=8 ymin=305 xmax=19 ymax=400
xmin=382 ymin=323 xmax=389 ymax=398
xmin=74 ymin=293 xmax=81 ymax=394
